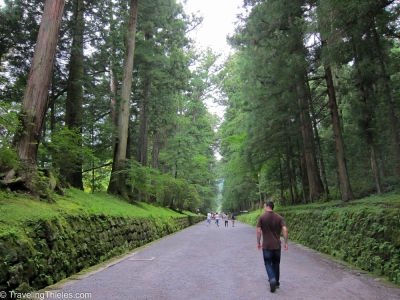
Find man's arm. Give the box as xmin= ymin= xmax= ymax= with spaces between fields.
xmin=257 ymin=227 xmax=262 ymax=250
xmin=282 ymin=226 xmax=288 ymax=250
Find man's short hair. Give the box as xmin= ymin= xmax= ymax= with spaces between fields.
xmin=265 ymin=200 xmax=274 ymax=210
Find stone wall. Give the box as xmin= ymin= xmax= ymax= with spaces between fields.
xmin=0 ymin=213 xmax=203 ymax=294
xmin=239 ymin=208 xmax=400 ymax=285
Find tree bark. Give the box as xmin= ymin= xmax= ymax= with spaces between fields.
xmin=297 ymin=79 xmax=324 ymax=202
xmin=353 ymin=42 xmax=383 ymax=194
xmin=64 ymin=0 xmax=84 ymax=189
xmin=107 ymin=0 xmax=118 ymax=193
xmin=137 ymin=33 xmax=153 ymax=168
xmin=372 ymin=25 xmax=400 ymax=176
xmin=290 ymin=152 xmax=298 ymax=204
xmin=285 ymin=144 xmax=294 ymax=205
xmin=108 ymin=0 xmax=139 ymax=199
xmin=297 ymin=138 xmax=308 ymax=204
xmin=137 ymin=76 xmax=151 ymax=167
xmin=324 ymin=61 xmax=354 ymax=202
xmin=286 ymin=11 xmax=323 ymax=202
xmin=308 ymin=88 xmax=329 ymax=199
xmin=152 ymin=129 xmax=160 ymax=169
xmin=11 ymin=0 xmax=65 ymax=186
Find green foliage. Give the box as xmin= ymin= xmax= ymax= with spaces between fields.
xmin=218 ymin=0 xmax=400 ymax=210
xmin=0 ymin=188 xmax=187 ymax=235
xmin=0 ymin=103 xmax=19 ymax=171
xmin=238 ymin=194 xmax=400 ymax=285
xmin=0 ymin=188 xmax=203 ymax=292
xmin=0 ymin=147 xmax=18 ymax=171
xmin=41 ymin=128 xmax=94 ymax=178
xmin=237 ymin=210 xmax=262 ymax=226
xmin=0 ymin=0 xmax=217 ymax=213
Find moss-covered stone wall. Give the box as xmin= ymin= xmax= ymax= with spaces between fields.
xmin=0 ymin=213 xmax=203 ymax=294
xmin=281 ymin=208 xmax=400 ymax=284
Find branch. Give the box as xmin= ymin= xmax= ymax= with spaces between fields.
xmin=82 ymin=162 xmax=112 ymax=173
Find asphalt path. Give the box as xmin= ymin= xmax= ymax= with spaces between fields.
xmin=43 ymin=220 xmax=400 ymax=300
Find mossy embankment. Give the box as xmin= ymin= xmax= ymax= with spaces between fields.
xmin=238 ymin=194 xmax=400 ymax=285
xmin=0 ymin=189 xmax=203 ymax=294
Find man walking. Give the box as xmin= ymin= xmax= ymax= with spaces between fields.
xmin=256 ymin=200 xmax=288 ymax=293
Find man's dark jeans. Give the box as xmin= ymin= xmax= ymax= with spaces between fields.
xmin=262 ymin=248 xmax=281 ymax=285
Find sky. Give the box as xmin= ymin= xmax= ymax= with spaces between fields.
xmin=181 ymin=0 xmax=245 ymax=117
xmin=0 ymin=0 xmax=244 ymax=116
xmin=181 ymin=0 xmax=244 ymax=54
xmin=0 ymin=0 xmax=244 ymax=54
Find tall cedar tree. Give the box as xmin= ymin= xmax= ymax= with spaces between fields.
xmin=64 ymin=0 xmax=84 ymax=189
xmin=7 ymin=0 xmax=65 ymax=193
xmin=108 ymin=0 xmax=139 ymax=200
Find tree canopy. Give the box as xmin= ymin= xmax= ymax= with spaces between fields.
xmin=2 ymin=0 xmax=400 ymax=214
xmin=218 ymin=0 xmax=400 ymax=212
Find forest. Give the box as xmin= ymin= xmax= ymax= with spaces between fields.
xmin=0 ymin=0 xmax=220 ymax=214
xmin=218 ymin=0 xmax=400 ymax=213
xmin=1 ymin=0 xmax=400 ymax=215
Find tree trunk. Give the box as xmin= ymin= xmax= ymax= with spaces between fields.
xmin=324 ymin=61 xmax=354 ymax=202
xmin=137 ymin=33 xmax=152 ymax=168
xmin=372 ymin=25 xmax=400 ymax=176
xmin=287 ymin=12 xmax=323 ymax=202
xmin=108 ymin=0 xmax=139 ymax=199
xmin=278 ymin=154 xmax=284 ymax=201
xmin=107 ymin=0 xmax=118 ymax=194
xmin=152 ymin=129 xmax=160 ymax=169
xmin=11 ymin=0 xmax=65 ymax=190
xmin=109 ymin=0 xmax=117 ymax=128
xmin=50 ymin=80 xmax=57 ymax=169
xmin=290 ymin=152 xmax=298 ymax=204
xmin=297 ymin=139 xmax=308 ymax=204
xmin=308 ymin=89 xmax=329 ymax=199
xmin=137 ymin=76 xmax=151 ymax=167
xmin=297 ymin=79 xmax=324 ymax=202
xmin=64 ymin=0 xmax=84 ymax=190
xmin=285 ymin=145 xmax=294 ymax=205
xmin=353 ymin=44 xmax=383 ymax=194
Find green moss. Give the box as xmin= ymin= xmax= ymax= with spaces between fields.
xmin=0 ymin=188 xmax=204 ymax=292
xmin=0 ymin=211 xmax=202 ymax=293
xmin=238 ymin=198 xmax=400 ymax=286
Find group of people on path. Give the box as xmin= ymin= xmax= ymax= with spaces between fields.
xmin=206 ymin=212 xmax=235 ymax=227
xmin=204 ymin=201 xmax=288 ymax=294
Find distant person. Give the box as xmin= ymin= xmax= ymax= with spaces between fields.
xmin=207 ymin=212 xmax=212 ymax=227
xmin=215 ymin=212 xmax=220 ymax=227
xmin=231 ymin=213 xmax=235 ymax=227
xmin=256 ymin=200 xmax=288 ymax=293
xmin=224 ymin=213 xmax=229 ymax=227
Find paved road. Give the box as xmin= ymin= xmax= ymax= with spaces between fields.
xmin=44 ymin=220 xmax=400 ymax=300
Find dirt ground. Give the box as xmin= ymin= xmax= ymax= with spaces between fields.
xmin=42 ymin=220 xmax=400 ymax=300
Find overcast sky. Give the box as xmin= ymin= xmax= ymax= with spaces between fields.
xmin=181 ymin=0 xmax=244 ymax=54
xmin=0 ymin=0 xmax=243 ymax=52
xmin=181 ymin=0 xmax=245 ymax=119
xmin=0 ymin=0 xmax=244 ymax=117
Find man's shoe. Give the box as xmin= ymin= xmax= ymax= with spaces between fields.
xmin=270 ymin=281 xmax=276 ymax=293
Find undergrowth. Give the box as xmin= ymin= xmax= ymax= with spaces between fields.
xmin=0 ymin=188 xmax=196 ymax=237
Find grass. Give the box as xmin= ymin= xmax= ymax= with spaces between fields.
xmin=0 ymin=188 xmax=197 ymax=236
xmin=273 ymin=193 xmax=400 ymax=213
xmin=237 ymin=193 xmax=400 ymax=224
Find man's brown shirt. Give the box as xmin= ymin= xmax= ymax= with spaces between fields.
xmin=257 ymin=211 xmax=286 ymax=250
